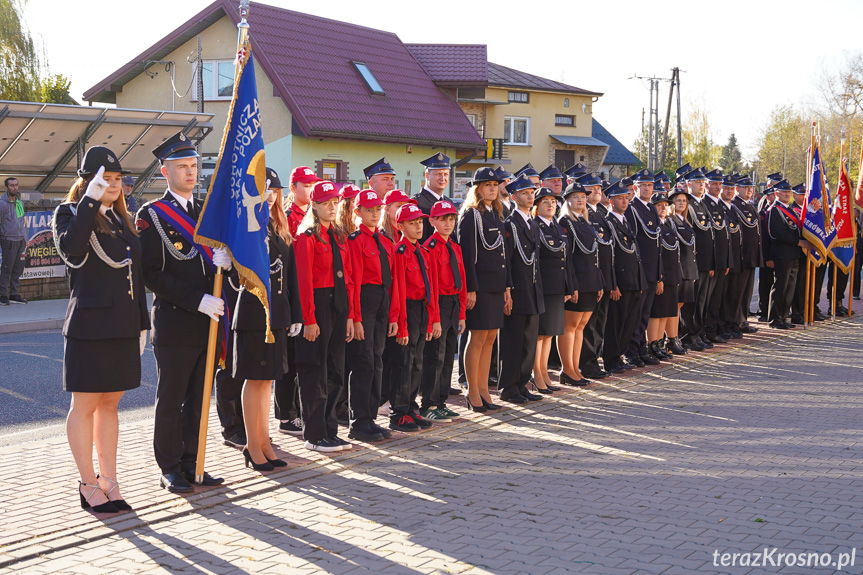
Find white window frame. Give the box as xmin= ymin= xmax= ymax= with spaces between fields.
xmin=504 ymin=116 xmax=530 ymax=146
xmin=193 ymin=60 xmax=235 ymax=101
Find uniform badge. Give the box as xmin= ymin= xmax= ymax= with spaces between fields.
xmin=549 ymin=240 xmax=555 ymax=245
xmin=337 ymin=270 xmax=344 ymax=278
xmin=174 ymin=241 xmax=183 ymax=250
xmin=107 ymin=155 xmax=115 ymax=164
xmin=136 ymin=219 xmax=148 ymax=231
xmin=599 ymin=232 xmax=604 ymax=238
xmin=179 ymin=133 xmax=187 ymax=141
xmin=648 ymin=221 xmax=653 ymax=226
xmin=747 ymin=216 xmax=752 ymax=222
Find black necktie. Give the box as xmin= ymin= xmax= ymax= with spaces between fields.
xmin=328 ymin=228 xmax=348 ymax=314
xmin=187 ymin=200 xmax=197 ymax=221
xmin=414 ymin=244 xmax=431 ymax=305
xmin=445 ymin=240 xmax=462 ymax=290
xmin=373 ymin=231 xmax=392 ymax=290
xmin=106 ymin=209 xmax=121 ymax=229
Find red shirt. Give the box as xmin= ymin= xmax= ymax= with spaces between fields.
xmin=423 ymin=232 xmax=467 ymax=321
xmin=294 ymin=223 xmax=355 ymax=325
xmin=286 ymin=202 xmax=307 ymax=240
xmin=389 ymin=236 xmax=439 ymax=338
xmin=347 ymin=224 xmax=396 ymax=322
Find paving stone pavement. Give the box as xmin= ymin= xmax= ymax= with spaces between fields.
xmin=2 ymin=315 xmax=862 ymax=574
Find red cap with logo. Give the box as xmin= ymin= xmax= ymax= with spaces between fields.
xmin=310 ymin=180 xmax=340 ymax=202
xmin=383 ymin=189 xmax=417 ymax=206
xmin=340 ymin=184 xmax=362 ymax=200
xmin=430 ymin=200 xmax=458 ymax=217
xmin=356 ymin=189 xmax=384 ymax=208
xmin=396 ymin=203 xmax=428 ymax=223
xmin=290 ymin=166 xmax=319 ymax=184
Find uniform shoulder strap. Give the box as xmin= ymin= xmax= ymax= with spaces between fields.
xmin=397 ymin=243 xmax=407 ymax=254
xmin=427 ymin=238 xmax=437 ymax=249
xmin=348 ymin=230 xmax=361 ymax=240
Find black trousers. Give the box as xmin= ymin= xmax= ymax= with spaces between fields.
xmin=627 ymin=282 xmax=656 ymax=358
xmin=421 ymin=294 xmax=459 ymax=410
xmin=215 ymin=367 xmax=244 ymax=439
xmin=604 ymin=290 xmax=641 ymax=366
xmin=733 ymin=268 xmax=756 ymax=329
xmin=295 ymin=288 xmax=348 ymax=443
xmin=827 ymin=263 xmax=850 ymax=308
xmin=273 ymin=336 xmax=300 ymax=421
xmin=813 ymin=264 xmax=827 ymax=311
xmin=153 ymin=344 xmax=209 ymax=474
xmin=499 ymin=311 xmax=539 ymax=394
xmin=720 ymin=271 xmax=741 ymax=332
xmin=792 ymin=256 xmax=808 ymax=320
xmin=854 ymin=237 xmax=863 ymax=297
xmin=706 ymin=271 xmax=728 ymax=336
xmin=758 ymin=266 xmax=774 ymax=317
xmin=769 ymin=258 xmax=799 ymax=324
xmin=346 ymin=285 xmax=389 ymax=428
xmin=693 ymin=271 xmax=716 ymax=337
xmin=581 ymin=291 xmax=609 ymax=372
xmin=389 ymin=299 xmax=427 ymax=417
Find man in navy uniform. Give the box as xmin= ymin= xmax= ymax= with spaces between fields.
xmin=414 ymin=153 xmax=451 ymax=243
xmin=137 ymin=132 xmax=231 ymax=493
xmin=654 ymin=171 xmax=672 ymax=193
xmin=757 ymin=172 xmax=783 ymax=320
xmin=730 ymin=176 xmax=762 ymax=334
xmin=515 ymin=163 xmax=541 ymax=187
xmin=364 ymin=157 xmax=397 ymax=199
xmin=685 ymin=167 xmax=717 ymax=350
xmin=563 ymin=163 xmax=587 ymax=185
xmin=701 ymin=169 xmax=732 ymax=343
xmin=539 ymin=164 xmax=565 ymax=197
xmin=767 ymin=180 xmax=812 ymax=328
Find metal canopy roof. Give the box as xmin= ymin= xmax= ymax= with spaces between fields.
xmin=0 ymin=100 xmax=214 ymax=195
xmin=549 ymin=134 xmax=610 ymax=147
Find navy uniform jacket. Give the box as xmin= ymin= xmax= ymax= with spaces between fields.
xmin=688 ymin=196 xmax=716 ymax=272
xmin=136 ymin=191 xmax=215 ymax=346
xmin=232 ymin=225 xmax=302 ymax=331
xmin=625 ymin=197 xmax=663 ymax=284
xmin=723 ymin=199 xmax=743 ymax=273
xmin=55 ymin=197 xmax=149 ymax=339
xmin=504 ymin=212 xmax=544 ymax=315
xmin=659 ymin=219 xmax=682 ymax=286
xmin=768 ymin=201 xmax=803 ymax=260
xmin=759 ymin=201 xmax=773 ymax=264
xmin=703 ymin=195 xmax=732 ymax=271
xmin=559 ymin=213 xmax=604 ymax=292
xmin=605 ymin=212 xmax=645 ymax=292
xmin=588 ymin=204 xmax=616 ymax=291
xmin=457 ymin=206 xmax=510 ymax=293
xmin=535 ymin=216 xmax=574 ymax=296
xmin=672 ymin=214 xmax=698 ymax=281
xmin=414 ymin=187 xmax=443 ymax=243
xmin=731 ymin=197 xmax=763 ymax=269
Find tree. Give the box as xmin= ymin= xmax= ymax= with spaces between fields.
xmin=719 ymin=134 xmax=744 ymax=174
xmin=681 ymin=103 xmax=720 ymax=169
xmin=753 ymin=105 xmax=809 ymax=186
xmin=632 ymin=118 xmax=679 ymax=175
xmin=0 ymin=0 xmax=73 ymax=103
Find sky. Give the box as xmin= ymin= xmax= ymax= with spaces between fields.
xmin=22 ymin=0 xmax=863 ymax=162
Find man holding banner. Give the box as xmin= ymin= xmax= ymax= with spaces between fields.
xmin=767 ymin=180 xmax=812 ymax=329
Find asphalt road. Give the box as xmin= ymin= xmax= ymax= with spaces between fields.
xmin=0 ymin=329 xmax=158 ymax=443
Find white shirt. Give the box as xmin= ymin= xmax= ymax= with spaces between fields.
xmin=423 ymin=187 xmax=442 ymax=202
xmin=538 ymin=216 xmax=552 ymax=227
xmin=515 ymin=208 xmax=532 ymax=227
xmin=610 ymin=211 xmax=627 ymax=224
xmin=168 ymin=189 xmax=193 ymax=212
xmin=501 ymin=198 xmax=513 ymax=212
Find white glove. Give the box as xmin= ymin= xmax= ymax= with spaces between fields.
xmin=139 ymin=330 xmax=148 ymax=356
xmin=84 ymin=166 xmax=108 ymax=201
xmin=198 ymin=294 xmax=225 ymax=322
xmin=288 ymin=323 xmax=302 ymax=337
xmin=266 ymin=179 xmax=272 ymax=190
xmin=213 ymin=247 xmax=232 ymax=270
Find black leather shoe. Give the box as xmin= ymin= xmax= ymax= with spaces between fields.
xmin=707 ymin=333 xmax=728 ymax=344
xmin=769 ymin=321 xmax=793 ymax=330
xmin=813 ymin=311 xmax=827 ymax=321
xmin=160 ymin=472 xmax=194 ymax=493
xmin=519 ymin=387 xmax=543 ymax=401
xmin=182 ymin=470 xmax=224 ymax=486
xmin=626 ymin=355 xmax=645 ymax=368
xmin=558 ymin=371 xmax=580 ymax=386
xmin=741 ymin=325 xmax=759 ymax=334
xmin=836 ymin=305 xmax=849 ymax=315
xmin=697 ymin=336 xmax=714 ymax=349
xmin=668 ymin=337 xmax=687 ymax=355
xmin=641 ymin=354 xmax=660 ymax=366
xmin=582 ymin=369 xmax=610 ymax=379
xmin=499 ymin=388 xmax=528 ymax=404
xmin=730 ymin=330 xmax=743 ymax=339
xmin=607 ymin=362 xmax=626 ymax=374
xmin=757 ymin=315 xmax=768 ymax=323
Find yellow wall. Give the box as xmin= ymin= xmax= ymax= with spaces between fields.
xmin=484 ymin=86 xmax=594 ymax=170
xmin=112 ymin=15 xmax=292 ymax=158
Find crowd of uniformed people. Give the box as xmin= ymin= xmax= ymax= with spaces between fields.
xmin=51 ymin=132 xmax=857 ymax=513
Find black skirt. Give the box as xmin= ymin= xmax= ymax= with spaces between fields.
xmin=565 ymin=290 xmax=598 ymax=313
xmin=651 ymin=284 xmax=680 ymax=318
xmin=233 ymin=327 xmax=289 ymax=380
xmin=538 ymin=293 xmax=565 ymax=336
xmin=64 ymin=337 xmax=141 ymax=393
xmin=466 ymin=291 xmax=504 ymax=330
xmin=678 ymin=279 xmax=696 ymax=303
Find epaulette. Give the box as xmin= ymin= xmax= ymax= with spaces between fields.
xmin=304 ymin=229 xmax=313 ymax=236
xmin=427 ymin=238 xmax=438 ymax=249
xmin=348 ymin=230 xmax=361 ymax=240
xmin=397 ymin=244 xmax=407 ymax=254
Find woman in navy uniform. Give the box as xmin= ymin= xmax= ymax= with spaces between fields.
xmin=647 ymin=193 xmax=682 ymax=359
xmin=457 ymin=167 xmax=509 ymax=412
xmin=54 ymin=147 xmax=148 ymax=513
xmin=558 ymin=182 xmax=604 ymax=385
xmin=532 ymin=187 xmax=570 ymax=392
xmin=670 ymin=189 xmax=700 ymax=352
xmin=231 ymin=178 xmax=303 ymax=472
xmin=294 ymin=181 xmax=355 ymax=452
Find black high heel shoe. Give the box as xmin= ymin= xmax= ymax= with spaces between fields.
xmin=481 ymin=397 xmax=502 ymax=410
xmin=465 ymin=399 xmax=488 ymax=413
xmin=530 ymin=381 xmax=553 ymax=395
xmin=97 ymin=475 xmax=132 ymax=511
xmin=266 ymin=456 xmax=288 ymax=468
xmin=79 ymin=481 xmax=119 ymax=513
xmin=559 ymin=371 xmax=580 ymax=386
xmin=243 ymin=448 xmax=274 ymax=472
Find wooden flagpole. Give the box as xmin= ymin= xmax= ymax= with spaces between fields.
xmin=804 ymin=257 xmax=811 ymax=326
xmin=850 ymin=242 xmax=856 ymax=317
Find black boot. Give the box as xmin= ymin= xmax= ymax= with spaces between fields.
xmin=657 ymin=337 xmax=672 ymax=359
xmin=668 ymin=336 xmax=687 ymax=355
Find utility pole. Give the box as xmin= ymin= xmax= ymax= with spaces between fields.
xmin=631 ymin=73 xmax=673 ymax=172
xmin=661 ymin=68 xmax=681 ymax=170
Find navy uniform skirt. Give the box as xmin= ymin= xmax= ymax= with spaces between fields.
xmin=466 ymin=291 xmax=504 ymax=331
xmin=651 ymin=284 xmax=680 ymax=318
xmin=233 ymin=327 xmax=289 ymax=380
xmin=565 ymin=290 xmax=598 ymax=313
xmin=64 ymin=337 xmax=141 ymax=393
xmin=538 ymin=293 xmax=565 ymax=336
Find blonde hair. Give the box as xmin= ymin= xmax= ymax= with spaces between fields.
xmin=297 ymin=201 xmax=345 ymax=244
xmin=559 ymin=193 xmax=588 ymax=222
xmin=269 ymin=188 xmax=291 ymax=244
xmin=459 ymin=183 xmax=503 ymax=220
xmin=63 ymin=176 xmax=138 ymax=236
xmin=381 ymin=203 xmax=402 ymax=239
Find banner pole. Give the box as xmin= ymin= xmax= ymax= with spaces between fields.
xmin=810 ymin=259 xmax=817 ymax=325
xmin=194 ymin=266 xmax=223 ymax=483
xmin=804 ymin=257 xmax=811 ymax=326
xmin=831 ymin=264 xmax=837 ymax=320
xmin=850 ymin=244 xmax=856 ymax=317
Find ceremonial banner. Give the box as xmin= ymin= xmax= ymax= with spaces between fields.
xmin=832 ymin=159 xmax=856 ymax=245
xmin=194 ymin=39 xmax=273 ymax=342
xmin=802 ymin=145 xmax=835 ymax=259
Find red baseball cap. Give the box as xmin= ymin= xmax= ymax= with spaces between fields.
xmin=310 ymin=180 xmax=340 ymax=202
xmin=356 ymin=189 xmax=384 ymax=208
xmin=290 ymin=166 xmax=319 ymax=184
xmin=340 ymin=184 xmax=362 ymax=200
xmin=383 ymin=189 xmax=417 ymax=206
xmin=430 ymin=200 xmax=458 ymax=217
xmin=396 ymin=204 xmax=428 ymax=223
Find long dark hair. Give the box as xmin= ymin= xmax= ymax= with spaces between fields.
xmin=63 ymin=175 xmax=138 ymax=236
